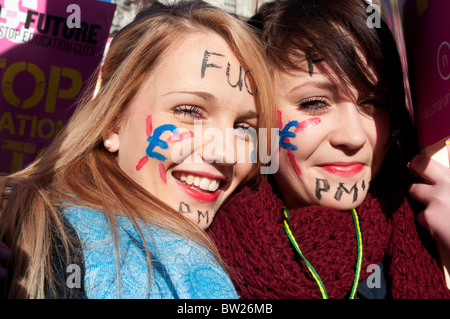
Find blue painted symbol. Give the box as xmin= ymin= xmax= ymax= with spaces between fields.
xmin=146 ymin=124 xmax=178 ymax=161
xmin=279 ymin=120 xmax=299 ymax=151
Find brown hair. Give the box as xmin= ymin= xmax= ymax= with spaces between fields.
xmin=250 ymin=0 xmax=418 ymax=183
xmin=0 ymin=0 xmax=275 ymax=298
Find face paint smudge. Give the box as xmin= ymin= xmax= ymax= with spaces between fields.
xmin=159 ymin=162 xmax=167 ymax=184
xmin=277 ymin=110 xmax=283 ymax=130
xmin=136 ymin=156 xmax=149 ymax=171
xmin=272 ymin=146 xmax=280 ymax=158
xmin=167 ymin=131 xmax=194 ymax=143
xmin=146 ymin=115 xmax=153 ymax=137
xmin=294 ymin=117 xmax=321 ymax=133
xmin=287 ymin=149 xmax=301 ymax=176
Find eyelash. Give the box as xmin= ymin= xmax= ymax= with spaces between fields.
xmin=358 ymin=97 xmax=387 ymax=116
xmin=297 ymin=97 xmax=329 ymax=114
xmin=234 ymin=123 xmax=255 ymax=138
xmin=298 ymin=96 xmax=386 ymax=115
xmin=359 ymin=98 xmax=383 ymax=108
xmin=171 ymin=105 xmax=204 ymax=120
xmin=172 ymin=105 xmax=255 ymax=137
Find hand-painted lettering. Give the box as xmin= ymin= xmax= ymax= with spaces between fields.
xmin=201 ymin=50 xmax=253 ymax=96
xmin=279 ymin=120 xmax=299 ymax=151
xmin=145 ymin=124 xmax=177 ymax=162
xmin=315 ymin=179 xmax=368 ymax=202
xmin=178 ymin=202 xmax=209 ymax=225
xmin=201 ymin=50 xmax=224 ymax=78
xmin=243 ymin=69 xmax=254 ymax=95
xmin=226 ymin=62 xmax=243 ymax=90
xmin=197 ymin=210 xmax=209 ymax=224
xmin=315 ymin=178 xmax=330 ymax=200
xmin=334 ymin=182 xmax=358 ymax=202
xmin=178 ymin=202 xmax=191 ymax=214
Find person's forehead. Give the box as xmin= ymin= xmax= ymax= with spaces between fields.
xmin=164 ymin=31 xmax=238 ymax=66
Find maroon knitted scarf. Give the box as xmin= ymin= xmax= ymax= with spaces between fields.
xmin=208 ymin=176 xmax=450 ymax=299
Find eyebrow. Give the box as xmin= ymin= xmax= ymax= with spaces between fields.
xmin=160 ymin=90 xmax=217 ymax=102
xmin=287 ymin=80 xmax=339 ymax=96
xmin=236 ymin=110 xmax=258 ymax=121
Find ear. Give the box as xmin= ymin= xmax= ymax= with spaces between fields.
xmin=102 ymin=130 xmax=120 ymax=153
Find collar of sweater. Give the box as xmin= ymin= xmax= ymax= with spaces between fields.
xmin=210 ymin=176 xmax=450 ymax=299
xmin=210 ymin=176 xmax=391 ymax=299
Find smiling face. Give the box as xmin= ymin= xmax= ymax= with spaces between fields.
xmin=105 ymin=32 xmax=257 ymax=229
xmin=274 ymin=62 xmax=391 ymax=210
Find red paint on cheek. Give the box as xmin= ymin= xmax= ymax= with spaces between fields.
xmin=294 ymin=117 xmax=321 ymax=133
xmin=136 ymin=156 xmax=149 ymax=171
xmin=146 ymin=115 xmax=153 ymax=136
xmin=159 ymin=162 xmax=167 ymax=184
xmin=277 ymin=110 xmax=283 ymax=130
xmin=167 ymin=131 xmax=194 ymax=143
xmin=272 ymin=146 xmax=280 ymax=159
xmin=287 ymin=150 xmax=301 ymax=176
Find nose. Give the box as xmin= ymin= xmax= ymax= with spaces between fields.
xmin=200 ymin=125 xmax=238 ymax=165
xmin=329 ymin=104 xmax=367 ymax=152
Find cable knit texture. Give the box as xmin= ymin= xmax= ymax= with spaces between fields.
xmin=208 ymin=176 xmax=450 ymax=299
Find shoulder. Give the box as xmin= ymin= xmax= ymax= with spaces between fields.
xmin=62 ymin=205 xmax=237 ymax=299
xmin=62 ymin=206 xmax=111 ymax=242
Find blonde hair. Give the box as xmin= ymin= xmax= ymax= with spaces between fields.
xmin=0 ymin=0 xmax=275 ymax=298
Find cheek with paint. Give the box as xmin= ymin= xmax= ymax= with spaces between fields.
xmin=290 ymin=117 xmax=321 ymax=176
xmin=278 ymin=110 xmax=321 ymax=177
xmin=294 ymin=117 xmax=321 ymax=133
xmin=136 ymin=114 xmax=194 ymax=184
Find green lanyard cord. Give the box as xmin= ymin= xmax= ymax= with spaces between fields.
xmin=282 ymin=207 xmax=363 ymax=299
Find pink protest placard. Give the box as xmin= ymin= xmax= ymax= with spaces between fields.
xmin=0 ymin=0 xmax=115 ymax=173
xmin=401 ymin=0 xmax=450 ymax=154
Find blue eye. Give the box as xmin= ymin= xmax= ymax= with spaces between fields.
xmin=172 ymin=105 xmax=204 ymax=120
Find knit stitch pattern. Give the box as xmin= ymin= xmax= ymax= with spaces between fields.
xmin=208 ymin=176 xmax=450 ymax=299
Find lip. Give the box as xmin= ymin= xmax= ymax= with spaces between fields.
xmin=174 ymin=178 xmax=222 ymax=202
xmin=173 ymin=170 xmax=228 ymax=182
xmin=172 ymin=170 xmax=226 ymax=203
xmin=317 ymin=162 xmax=365 ymax=177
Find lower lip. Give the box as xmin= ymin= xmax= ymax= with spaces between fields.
xmin=319 ymin=164 xmax=364 ymax=177
xmin=175 ymin=179 xmax=221 ymax=202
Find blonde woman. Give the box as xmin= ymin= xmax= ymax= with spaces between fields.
xmin=0 ymin=0 xmax=274 ymax=299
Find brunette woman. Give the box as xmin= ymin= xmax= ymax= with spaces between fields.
xmin=208 ymin=0 xmax=450 ymax=299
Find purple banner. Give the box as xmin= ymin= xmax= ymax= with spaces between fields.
xmin=401 ymin=0 xmax=450 ymax=152
xmin=0 ymin=0 xmax=115 ymax=173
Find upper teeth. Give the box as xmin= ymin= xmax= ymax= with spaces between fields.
xmin=180 ymin=174 xmax=220 ymax=192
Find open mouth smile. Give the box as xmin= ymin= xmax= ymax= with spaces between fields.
xmin=172 ymin=171 xmax=224 ymax=202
